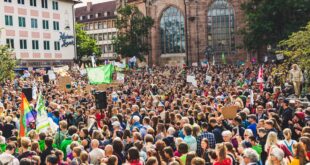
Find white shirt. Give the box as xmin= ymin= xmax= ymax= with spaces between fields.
xmin=0 ymin=153 xmax=19 ymax=165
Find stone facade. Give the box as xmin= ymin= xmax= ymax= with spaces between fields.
xmin=119 ymin=0 xmax=248 ymax=66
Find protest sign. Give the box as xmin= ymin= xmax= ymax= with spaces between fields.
xmin=116 ymin=73 xmax=125 ymax=83
xmin=87 ymin=64 xmax=114 ymax=85
xmin=221 ymin=105 xmax=239 ymax=119
xmin=186 ymin=75 xmax=197 ymax=87
xmin=58 ymin=76 xmax=72 ymax=90
xmin=205 ymin=75 xmax=212 ymax=83
xmin=48 ymin=71 xmax=56 ymax=80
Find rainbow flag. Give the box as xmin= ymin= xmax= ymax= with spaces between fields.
xmin=19 ymin=93 xmax=35 ymax=137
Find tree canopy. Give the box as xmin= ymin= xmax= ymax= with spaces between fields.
xmin=0 ymin=45 xmax=16 ymax=83
xmin=275 ymin=22 xmax=310 ymax=78
xmin=112 ymin=5 xmax=154 ymax=60
xmin=76 ymin=23 xmax=101 ymax=64
xmin=241 ymin=0 xmax=310 ymax=51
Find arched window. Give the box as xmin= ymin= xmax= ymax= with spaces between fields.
xmin=160 ymin=7 xmax=185 ymax=54
xmin=207 ymin=0 xmax=235 ymax=55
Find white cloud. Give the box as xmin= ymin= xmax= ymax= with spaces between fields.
xmin=75 ymin=0 xmax=113 ymax=8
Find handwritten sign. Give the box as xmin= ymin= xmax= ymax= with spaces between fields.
xmin=59 ymin=32 xmax=74 ymax=47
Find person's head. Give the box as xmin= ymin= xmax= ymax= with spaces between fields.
xmin=5 ymin=143 xmax=16 ymax=155
xmin=244 ymin=129 xmax=253 ymax=140
xmin=163 ymin=147 xmax=174 ymax=159
xmin=221 ymin=130 xmax=232 ymax=142
xmin=185 ymin=151 xmax=196 ymax=165
xmin=107 ymin=155 xmax=118 ymax=165
xmin=283 ymin=128 xmax=292 ymax=140
xmin=55 ymin=149 xmax=64 ymax=162
xmin=300 ymin=136 xmax=310 ymax=152
xmin=46 ymin=154 xmax=58 ymax=165
xmin=45 ymin=137 xmax=53 ymax=148
xmin=183 ymin=124 xmax=192 ymax=136
xmin=265 ymin=132 xmax=278 ymax=151
xmin=127 ymin=147 xmax=140 ymax=162
xmin=264 ymin=120 xmax=274 ymax=130
xmin=68 ymin=125 xmax=78 ymax=136
xmin=178 ymin=142 xmax=188 ymax=155
xmin=59 ymin=120 xmax=68 ymax=131
xmin=30 ymin=141 xmax=39 ymax=152
xmin=247 ymin=114 xmax=257 ymax=124
xmin=105 ymin=145 xmax=114 ymax=157
xmin=256 ymin=105 xmax=264 ymax=114
xmin=72 ymin=146 xmax=82 ymax=158
xmin=167 ymin=127 xmax=175 ymax=136
xmin=242 ymin=148 xmax=259 ymax=164
xmin=292 ymin=142 xmax=306 ymax=164
xmin=144 ymin=134 xmax=154 ymax=144
xmin=91 ymin=139 xmax=99 ymax=149
xmin=257 ymin=128 xmax=267 ymax=138
xmin=20 ymin=137 xmax=31 ymax=149
xmin=20 ymin=158 xmax=37 ymax=165
xmin=268 ymin=146 xmax=285 ymax=164
xmin=39 ymin=132 xmax=46 ymax=141
xmin=201 ymin=138 xmax=209 ymax=150
xmin=113 ymin=138 xmax=124 ymax=154
xmin=208 ymin=149 xmax=217 ymax=161
xmin=145 ymin=157 xmax=158 ymax=165
xmin=215 ymin=143 xmax=227 ymax=162
xmin=80 ymin=151 xmax=89 ymax=163
xmin=191 ymin=157 xmax=206 ymax=165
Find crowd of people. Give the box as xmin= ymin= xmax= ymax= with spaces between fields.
xmin=0 ymin=63 xmax=309 ymax=165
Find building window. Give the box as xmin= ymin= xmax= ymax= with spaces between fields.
xmin=5 ymin=15 xmax=13 ymax=26
xmin=31 ymin=18 xmax=38 ymax=28
xmin=160 ymin=7 xmax=185 ymax=54
xmin=18 ymin=0 xmax=24 ymax=4
xmin=43 ymin=20 xmax=49 ymax=29
xmin=54 ymin=41 xmax=60 ymax=50
xmin=20 ymin=39 xmax=27 ymax=49
xmin=41 ymin=0 xmax=48 ymax=8
xmin=53 ymin=21 xmax=59 ymax=30
xmin=32 ymin=40 xmax=39 ymax=50
xmin=98 ymin=34 xmax=103 ymax=41
xmin=30 ymin=0 xmax=36 ymax=6
xmin=4 ymin=0 xmax=12 ymax=3
xmin=52 ymin=1 xmax=58 ymax=10
xmin=43 ymin=41 xmax=50 ymax=50
xmin=6 ymin=39 xmax=14 ymax=49
xmin=207 ymin=0 xmax=235 ymax=54
xmin=98 ymin=22 xmax=102 ymax=29
xmin=18 ymin=17 xmax=26 ymax=27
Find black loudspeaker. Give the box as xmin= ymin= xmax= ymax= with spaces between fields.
xmin=95 ymin=91 xmax=107 ymax=109
xmin=43 ymin=75 xmax=49 ymax=83
xmin=22 ymin=87 xmax=32 ymax=101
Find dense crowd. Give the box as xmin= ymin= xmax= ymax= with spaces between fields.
xmin=0 ymin=63 xmax=309 ymax=165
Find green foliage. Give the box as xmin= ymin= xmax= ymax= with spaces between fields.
xmin=75 ymin=23 xmax=101 ymax=62
xmin=113 ymin=5 xmax=154 ymax=60
xmin=241 ymin=0 xmax=310 ymax=51
xmin=275 ymin=22 xmax=310 ymax=77
xmin=0 ymin=45 xmax=16 ymax=82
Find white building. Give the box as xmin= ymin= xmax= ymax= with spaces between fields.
xmin=75 ymin=1 xmax=117 ymax=59
xmin=0 ymin=0 xmax=79 ymax=67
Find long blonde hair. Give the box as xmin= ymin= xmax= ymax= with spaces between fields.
xmin=265 ymin=132 xmax=278 ymax=152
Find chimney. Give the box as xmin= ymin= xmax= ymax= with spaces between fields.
xmin=87 ymin=2 xmax=92 ymax=12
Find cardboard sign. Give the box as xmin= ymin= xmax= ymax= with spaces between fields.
xmin=58 ymin=76 xmax=72 ymax=90
xmin=221 ymin=105 xmax=239 ymax=119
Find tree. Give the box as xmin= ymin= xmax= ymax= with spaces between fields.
xmin=241 ymin=0 xmax=310 ymax=53
xmin=112 ymin=5 xmax=154 ymax=60
xmin=0 ymin=45 xmax=16 ymax=83
xmin=75 ymin=23 xmax=101 ymax=65
xmin=274 ymin=22 xmax=310 ymax=80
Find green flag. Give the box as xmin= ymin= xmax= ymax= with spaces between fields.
xmin=222 ymin=52 xmax=226 ymax=64
xmin=87 ymin=64 xmax=114 ymax=85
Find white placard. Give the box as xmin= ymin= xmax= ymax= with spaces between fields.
xmin=206 ymin=75 xmax=212 ymax=82
xmin=116 ymin=73 xmax=125 ymax=83
xmin=48 ymin=72 xmax=56 ymax=80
